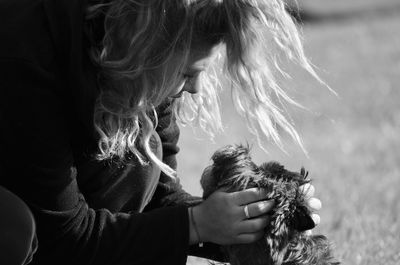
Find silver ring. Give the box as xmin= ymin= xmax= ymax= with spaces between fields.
xmin=244 ymin=205 xmax=250 ymax=219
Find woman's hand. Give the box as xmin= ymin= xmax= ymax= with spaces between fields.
xmin=189 ymin=188 xmax=274 ymax=246
xmin=188 ymin=183 xmax=322 ymax=245
xmin=300 ymin=183 xmax=322 ymax=234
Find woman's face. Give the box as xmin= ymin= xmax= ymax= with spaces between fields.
xmin=169 ymin=45 xmax=217 ymax=98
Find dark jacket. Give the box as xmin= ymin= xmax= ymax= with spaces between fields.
xmin=0 ymin=0 xmax=223 ymax=264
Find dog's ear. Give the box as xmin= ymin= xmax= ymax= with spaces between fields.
xmin=200 ymin=165 xmax=218 ymax=199
xmin=210 ymin=145 xmax=252 ymax=170
xmin=259 ymin=162 xmax=304 ymax=182
xmin=300 ymin=167 xmax=309 ymax=179
xmin=260 ymin=163 xmax=311 ymax=185
xmin=200 ymin=145 xmax=259 ymax=198
xmin=259 ymin=161 xmax=285 ymax=176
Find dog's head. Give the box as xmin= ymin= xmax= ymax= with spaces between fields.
xmin=201 ymin=145 xmax=339 ymax=265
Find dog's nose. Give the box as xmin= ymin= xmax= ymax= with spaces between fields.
xmin=290 ymin=206 xmax=316 ymax=231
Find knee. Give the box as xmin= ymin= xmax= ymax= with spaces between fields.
xmin=0 ymin=186 xmax=37 ymax=265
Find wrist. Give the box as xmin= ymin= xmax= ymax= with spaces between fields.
xmin=188 ymin=206 xmax=204 ymax=246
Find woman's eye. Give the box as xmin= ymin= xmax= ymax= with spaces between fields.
xmin=183 ymin=74 xmax=193 ymax=80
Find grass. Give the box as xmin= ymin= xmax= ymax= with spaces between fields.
xmin=178 ymin=3 xmax=400 ymax=265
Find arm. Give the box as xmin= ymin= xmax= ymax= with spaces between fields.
xmin=145 ymin=99 xmax=202 ymax=209
xmin=0 ymin=59 xmax=190 ymax=265
xmin=145 ymin=99 xmax=227 ymax=262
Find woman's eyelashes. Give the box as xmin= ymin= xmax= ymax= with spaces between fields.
xmin=182 ymin=73 xmax=194 ymax=80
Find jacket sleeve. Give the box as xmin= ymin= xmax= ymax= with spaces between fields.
xmin=0 ymin=58 xmax=190 ymax=265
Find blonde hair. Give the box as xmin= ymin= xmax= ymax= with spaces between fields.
xmin=86 ymin=0 xmax=323 ymax=177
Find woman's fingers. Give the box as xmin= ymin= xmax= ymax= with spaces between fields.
xmin=300 ymin=183 xmax=315 ymax=199
xmin=238 ymin=216 xmax=270 ymax=233
xmin=300 ymin=184 xmax=322 ymax=229
xmin=300 ymin=183 xmax=322 ymax=211
xmin=311 ymin=213 xmax=320 ymax=226
xmin=243 ymin=200 xmax=274 ymax=219
xmin=230 ymin=188 xmax=267 ymax=205
xmin=236 ymin=232 xmax=264 ymax=244
xmin=308 ymin=198 xmax=322 ymax=211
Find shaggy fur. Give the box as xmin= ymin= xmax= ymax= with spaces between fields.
xmin=201 ymin=145 xmax=339 ymax=265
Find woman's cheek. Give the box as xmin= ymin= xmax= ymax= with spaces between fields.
xmin=169 ymin=81 xmax=186 ymax=98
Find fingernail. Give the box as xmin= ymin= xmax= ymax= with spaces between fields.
xmin=259 ymin=200 xmax=274 ymax=212
xmin=308 ymin=198 xmax=322 ymax=210
xmin=304 ymin=230 xmax=313 ymax=236
xmin=301 ymin=184 xmax=315 ymax=199
xmin=311 ymin=214 xmax=320 ymax=226
xmin=300 ymin=183 xmax=311 ymax=192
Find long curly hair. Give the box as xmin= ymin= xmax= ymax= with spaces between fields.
xmin=86 ymin=0 xmax=325 ymax=177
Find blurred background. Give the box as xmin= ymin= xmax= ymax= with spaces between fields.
xmin=180 ymin=0 xmax=400 ymax=264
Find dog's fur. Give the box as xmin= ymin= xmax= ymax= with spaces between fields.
xmin=200 ymin=145 xmax=339 ymax=265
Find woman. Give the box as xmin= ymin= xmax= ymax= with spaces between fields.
xmin=0 ymin=0 xmax=322 ymax=264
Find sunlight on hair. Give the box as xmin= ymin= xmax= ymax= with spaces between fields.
xmin=86 ymin=0 xmax=332 ymax=178
xmin=174 ymin=61 xmax=224 ymax=138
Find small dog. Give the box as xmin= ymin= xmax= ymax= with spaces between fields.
xmin=200 ymin=145 xmax=339 ymax=265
